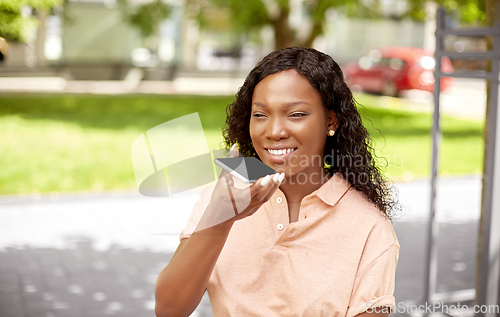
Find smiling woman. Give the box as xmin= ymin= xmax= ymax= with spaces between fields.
xmin=155 ymin=47 xmax=401 ymax=317
xmin=249 ymin=70 xmax=336 ymax=223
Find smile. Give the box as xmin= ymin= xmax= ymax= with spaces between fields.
xmin=265 ymin=148 xmax=297 ymax=157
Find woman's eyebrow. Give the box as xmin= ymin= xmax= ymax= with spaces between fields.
xmin=252 ymin=101 xmax=310 ymax=108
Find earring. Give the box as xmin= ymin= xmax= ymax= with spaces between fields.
xmin=328 ymin=130 xmax=335 ymax=137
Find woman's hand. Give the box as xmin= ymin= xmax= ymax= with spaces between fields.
xmin=155 ymin=145 xmax=284 ymax=317
xmin=195 ymin=145 xmax=284 ymax=232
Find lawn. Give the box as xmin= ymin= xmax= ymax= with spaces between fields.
xmin=0 ymin=93 xmax=484 ymax=195
xmin=355 ymin=94 xmax=484 ymax=180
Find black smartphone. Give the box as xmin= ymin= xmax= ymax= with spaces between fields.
xmin=214 ymin=157 xmax=277 ymax=183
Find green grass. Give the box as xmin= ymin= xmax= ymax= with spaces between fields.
xmin=355 ymin=94 xmax=484 ymax=180
xmin=0 ymin=93 xmax=484 ymax=195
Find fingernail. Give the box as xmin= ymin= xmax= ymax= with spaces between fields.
xmin=278 ymin=173 xmax=285 ymax=182
xmin=261 ymin=175 xmax=271 ymax=186
xmin=273 ymin=173 xmax=280 ymax=182
xmin=230 ymin=144 xmax=237 ymax=151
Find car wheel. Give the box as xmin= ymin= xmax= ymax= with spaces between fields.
xmin=381 ymin=80 xmax=398 ymax=97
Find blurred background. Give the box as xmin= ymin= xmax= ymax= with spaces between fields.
xmin=0 ymin=0 xmax=497 ymax=316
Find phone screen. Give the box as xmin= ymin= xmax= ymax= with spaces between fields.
xmin=215 ymin=157 xmax=277 ymax=183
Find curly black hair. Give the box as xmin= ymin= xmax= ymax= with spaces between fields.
xmin=223 ymin=47 xmax=400 ymax=220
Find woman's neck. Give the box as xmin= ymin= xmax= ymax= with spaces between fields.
xmin=279 ymin=165 xmax=331 ymax=205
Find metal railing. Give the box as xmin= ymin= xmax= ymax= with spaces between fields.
xmin=424 ymin=6 xmax=500 ymax=317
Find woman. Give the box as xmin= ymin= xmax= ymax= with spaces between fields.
xmin=155 ymin=47 xmax=400 ymax=317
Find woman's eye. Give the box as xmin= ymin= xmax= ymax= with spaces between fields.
xmin=290 ymin=112 xmax=307 ymax=117
xmin=252 ymin=113 xmax=266 ymax=117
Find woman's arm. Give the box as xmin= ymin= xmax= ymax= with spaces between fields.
xmin=155 ymin=167 xmax=283 ymax=317
xmin=154 ymin=217 xmax=234 ymax=317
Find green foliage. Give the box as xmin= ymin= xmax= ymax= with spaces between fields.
xmin=194 ymin=0 xmax=346 ymax=47
xmin=342 ymin=0 xmax=384 ymax=19
xmin=0 ymin=8 xmax=36 ymax=42
xmin=195 ymin=0 xmax=487 ymax=49
xmin=206 ymin=0 xmax=269 ymax=32
xmin=0 ymin=0 xmax=62 ymax=42
xmin=117 ymin=0 xmax=171 ymax=38
xmin=406 ymin=0 xmax=486 ymax=24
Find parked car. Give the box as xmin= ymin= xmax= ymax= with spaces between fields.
xmin=343 ymin=47 xmax=454 ymax=97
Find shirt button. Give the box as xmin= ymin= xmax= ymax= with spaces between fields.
xmin=276 ymin=197 xmax=283 ymax=204
xmin=277 ymin=224 xmax=284 ymax=230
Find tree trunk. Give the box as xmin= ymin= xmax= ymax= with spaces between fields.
xmin=301 ymin=20 xmax=323 ymax=48
xmin=272 ymin=5 xmax=293 ymax=50
xmin=35 ymin=9 xmax=48 ymax=68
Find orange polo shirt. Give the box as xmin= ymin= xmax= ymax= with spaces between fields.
xmin=179 ymin=173 xmax=399 ymax=317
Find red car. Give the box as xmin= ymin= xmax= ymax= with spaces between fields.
xmin=343 ymin=47 xmax=454 ymax=97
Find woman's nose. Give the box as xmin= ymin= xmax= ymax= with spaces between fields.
xmin=265 ymin=117 xmax=289 ymax=140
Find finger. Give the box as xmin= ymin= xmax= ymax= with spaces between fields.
xmin=228 ymin=174 xmax=269 ymax=214
xmin=223 ymin=175 xmax=238 ymax=216
xmin=231 ymin=172 xmax=282 ymax=216
xmin=250 ymin=173 xmax=280 ymax=202
xmin=262 ymin=172 xmax=284 ymax=202
xmin=227 ymin=173 xmax=234 ymax=186
xmin=216 ymin=144 xmax=240 ymax=179
xmin=218 ymin=167 xmax=230 ymax=180
xmin=228 ymin=143 xmax=239 ymax=158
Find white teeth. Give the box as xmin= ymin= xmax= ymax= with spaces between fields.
xmin=267 ymin=148 xmax=295 ymax=156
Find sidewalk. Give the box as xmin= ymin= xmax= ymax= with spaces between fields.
xmin=0 ymin=176 xmax=482 ymax=317
xmin=0 ymin=76 xmax=246 ymax=96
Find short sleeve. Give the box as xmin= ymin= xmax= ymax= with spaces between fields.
xmin=178 ymin=184 xmax=215 ymax=241
xmin=346 ymin=243 xmax=399 ymax=317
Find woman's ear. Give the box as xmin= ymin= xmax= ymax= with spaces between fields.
xmin=327 ymin=110 xmax=338 ymax=131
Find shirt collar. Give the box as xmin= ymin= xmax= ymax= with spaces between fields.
xmin=313 ymin=173 xmax=351 ymax=206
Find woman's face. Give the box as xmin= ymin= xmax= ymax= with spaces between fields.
xmin=249 ymin=69 xmax=336 ymax=179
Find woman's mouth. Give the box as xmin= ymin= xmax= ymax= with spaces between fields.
xmin=264 ymin=147 xmax=297 ymax=163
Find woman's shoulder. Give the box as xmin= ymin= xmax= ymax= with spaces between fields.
xmin=321 ymin=174 xmax=388 ymax=219
xmin=343 ymin=187 xmax=388 ymax=220
xmin=334 ymin=182 xmax=399 ymax=248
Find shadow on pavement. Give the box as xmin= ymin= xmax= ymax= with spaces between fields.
xmin=394 ymin=221 xmax=478 ymax=305
xmin=0 ymin=222 xmax=478 ymax=317
xmin=0 ymin=236 xmax=214 ymax=317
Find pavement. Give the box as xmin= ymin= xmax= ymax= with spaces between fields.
xmin=0 ymin=176 xmax=483 ymax=317
xmin=0 ymin=75 xmax=247 ymax=96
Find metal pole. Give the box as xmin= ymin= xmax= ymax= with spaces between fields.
xmin=423 ymin=7 xmax=445 ymax=313
xmin=476 ymin=3 xmax=500 ymax=314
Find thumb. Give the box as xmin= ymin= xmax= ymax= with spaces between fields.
xmin=229 ymin=143 xmax=239 ymax=158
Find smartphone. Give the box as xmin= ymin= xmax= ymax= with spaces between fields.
xmin=214 ymin=157 xmax=277 ymax=183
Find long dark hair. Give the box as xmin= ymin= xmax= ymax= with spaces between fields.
xmin=223 ymin=47 xmax=400 ymax=220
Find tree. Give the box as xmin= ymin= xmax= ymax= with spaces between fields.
xmin=0 ymin=0 xmax=62 ymax=43
xmin=117 ymin=0 xmax=171 ymax=44
xmin=192 ymin=0 xmax=359 ymax=50
xmin=406 ymin=0 xmax=486 ymax=24
xmin=191 ymin=0 xmax=486 ymax=50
